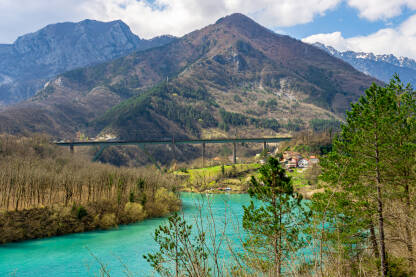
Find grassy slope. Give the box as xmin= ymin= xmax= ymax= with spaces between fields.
xmin=175 ymin=163 xmax=260 ymax=192
xmin=175 ymin=162 xmax=323 ymax=198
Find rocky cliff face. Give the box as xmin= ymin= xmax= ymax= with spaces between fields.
xmin=0 ymin=20 xmax=175 ymax=105
xmin=313 ymin=42 xmax=416 ymax=85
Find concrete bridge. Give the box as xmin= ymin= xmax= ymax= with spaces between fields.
xmin=55 ymin=136 xmax=292 ymax=167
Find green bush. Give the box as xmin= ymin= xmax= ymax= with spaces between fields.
xmin=72 ymin=204 xmax=88 ymax=220
xmin=145 ymin=188 xmax=181 ymax=217
xmin=99 ymin=213 xmax=117 ymax=229
xmin=124 ymin=202 xmax=146 ymax=222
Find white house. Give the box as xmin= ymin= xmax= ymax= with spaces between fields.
xmin=298 ymin=158 xmax=309 ymax=168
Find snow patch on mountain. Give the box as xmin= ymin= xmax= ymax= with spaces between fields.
xmin=312 ymin=42 xmax=416 ymax=86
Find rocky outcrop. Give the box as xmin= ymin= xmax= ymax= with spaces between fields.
xmin=0 ymin=20 xmax=175 ymax=105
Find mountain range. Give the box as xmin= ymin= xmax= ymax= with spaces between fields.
xmin=313 ymin=42 xmax=416 ymax=86
xmin=0 ymin=13 xmax=380 ymax=142
xmin=0 ymin=19 xmax=175 ymax=106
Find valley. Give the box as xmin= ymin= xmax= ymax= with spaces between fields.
xmin=0 ymin=9 xmax=415 ymax=277
xmin=0 ymin=14 xmax=376 ymax=150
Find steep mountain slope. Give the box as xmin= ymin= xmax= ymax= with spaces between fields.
xmin=0 ymin=20 xmax=175 ymax=105
xmin=0 ymin=13 xmax=379 ymax=140
xmin=313 ymin=42 xmax=416 ymax=85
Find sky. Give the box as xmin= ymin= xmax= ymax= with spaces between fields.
xmin=1 ymin=0 xmax=416 ymax=58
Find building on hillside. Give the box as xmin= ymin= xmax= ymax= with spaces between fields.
xmin=298 ymin=158 xmax=309 ymax=168
xmin=283 ymin=151 xmax=297 ymax=160
xmin=309 ymin=156 xmax=319 ymax=164
xmin=281 ymin=151 xmax=319 ymax=169
xmin=287 ymin=158 xmax=298 ymax=168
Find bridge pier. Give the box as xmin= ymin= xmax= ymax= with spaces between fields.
xmin=172 ymin=137 xmax=176 ymax=161
xmin=233 ymin=142 xmax=237 ymax=164
xmin=69 ymin=144 xmax=74 ymax=154
xmin=202 ymin=142 xmax=206 ymax=167
xmin=263 ymin=141 xmax=267 ymax=151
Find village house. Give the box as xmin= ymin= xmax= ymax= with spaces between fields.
xmin=280 ymin=151 xmax=319 ymax=169
xmin=309 ymin=155 xmax=319 ymax=164
xmin=286 ymin=158 xmax=298 ymax=168
xmin=297 ymin=158 xmax=309 ymax=168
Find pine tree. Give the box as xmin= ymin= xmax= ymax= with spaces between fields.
xmin=320 ymin=77 xmax=414 ymax=276
xmin=242 ymin=157 xmax=308 ymax=276
xmin=144 ymin=212 xmax=210 ymax=276
xmin=308 ymin=188 xmax=377 ymax=275
xmin=384 ymin=76 xmax=416 ymax=273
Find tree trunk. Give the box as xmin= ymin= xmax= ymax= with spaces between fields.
xmin=278 ymin=230 xmax=282 ymax=277
xmin=272 ymin=196 xmax=280 ymax=277
xmin=370 ymin=220 xmax=380 ymax=259
xmin=272 ymin=171 xmax=281 ymax=277
xmin=278 ymin=191 xmax=283 ymax=277
xmin=376 ymin=185 xmax=388 ymax=277
xmin=375 ymin=144 xmax=388 ymax=276
xmin=404 ymin=183 xmax=414 ymax=274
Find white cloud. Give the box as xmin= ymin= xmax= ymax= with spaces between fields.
xmin=302 ymin=14 xmax=416 ymax=59
xmin=0 ymin=0 xmax=87 ymax=43
xmin=81 ymin=0 xmax=343 ymax=39
xmin=302 ymin=32 xmax=351 ymax=51
xmin=0 ymin=0 xmax=341 ymax=42
xmin=1 ymin=0 xmax=415 ymax=59
xmin=347 ymin=0 xmax=416 ymax=21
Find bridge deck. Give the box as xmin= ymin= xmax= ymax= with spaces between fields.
xmin=55 ymin=137 xmax=292 ymax=147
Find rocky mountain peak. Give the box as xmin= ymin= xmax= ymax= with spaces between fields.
xmin=216 ymin=13 xmax=255 ymax=25
xmin=214 ymin=13 xmax=276 ymax=39
xmin=0 ymin=19 xmax=176 ymax=105
xmin=13 ymin=19 xmax=140 ymax=58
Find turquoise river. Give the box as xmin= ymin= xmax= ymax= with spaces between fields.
xmin=0 ymin=193 xmax=250 ymax=276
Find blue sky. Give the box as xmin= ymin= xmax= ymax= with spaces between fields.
xmin=1 ymin=0 xmax=416 ymax=58
xmin=281 ymin=2 xmax=413 ymax=39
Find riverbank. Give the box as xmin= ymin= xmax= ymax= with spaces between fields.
xmin=175 ymin=163 xmax=323 ymax=199
xmin=0 ymin=193 xmax=250 ymax=276
xmin=0 ymin=191 xmax=180 ymax=244
xmin=0 ymin=134 xmax=181 ymax=244
xmin=175 ymin=163 xmax=259 ymax=193
xmin=0 ymin=135 xmax=318 ymax=244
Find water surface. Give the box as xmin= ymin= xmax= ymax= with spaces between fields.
xmin=0 ymin=193 xmax=250 ymax=276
